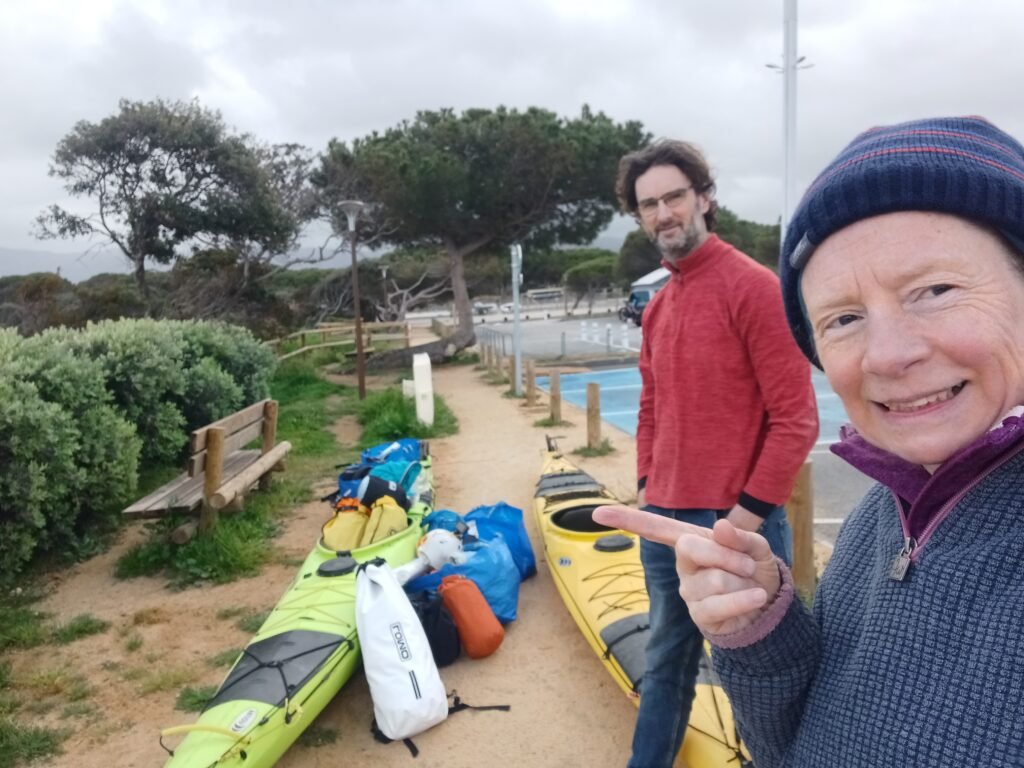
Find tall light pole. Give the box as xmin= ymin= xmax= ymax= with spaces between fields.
xmin=767 ymin=0 xmax=811 ymax=246
xmin=340 ymin=200 xmax=366 ymax=400
xmin=782 ymin=0 xmax=798 ymax=240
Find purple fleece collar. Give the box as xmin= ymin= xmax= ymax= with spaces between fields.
xmin=831 ymin=410 xmax=1024 ymax=539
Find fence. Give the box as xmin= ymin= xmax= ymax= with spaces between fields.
xmin=264 ymin=321 xmax=410 ymax=360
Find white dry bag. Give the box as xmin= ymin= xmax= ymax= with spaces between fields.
xmin=355 ymin=560 xmax=448 ymax=740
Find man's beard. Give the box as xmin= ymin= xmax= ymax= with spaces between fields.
xmin=654 ymin=219 xmax=703 ymax=263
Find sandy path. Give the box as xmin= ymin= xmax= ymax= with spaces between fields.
xmin=9 ymin=361 xmax=644 ymax=768
xmin=276 ymin=362 xmax=642 ymax=767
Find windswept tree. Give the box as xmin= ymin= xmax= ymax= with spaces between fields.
xmin=617 ymin=228 xmax=662 ymax=284
xmin=317 ymin=105 xmax=648 ymax=357
xmin=563 ymin=249 xmax=618 ymax=310
xmin=36 ymin=98 xmax=293 ymax=301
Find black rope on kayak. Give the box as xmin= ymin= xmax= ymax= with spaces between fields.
xmin=212 ymin=636 xmax=355 ymax=712
xmin=601 ymin=622 xmax=650 ymax=660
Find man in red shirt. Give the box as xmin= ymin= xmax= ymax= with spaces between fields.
xmin=614 ymin=140 xmax=818 ymax=768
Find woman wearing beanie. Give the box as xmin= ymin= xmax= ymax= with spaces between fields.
xmin=596 ymin=116 xmax=1024 ymax=767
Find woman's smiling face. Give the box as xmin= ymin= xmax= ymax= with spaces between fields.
xmin=801 ymin=211 xmax=1024 ymax=468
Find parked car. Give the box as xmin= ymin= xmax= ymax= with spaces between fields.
xmin=499 ymin=302 xmax=515 ymax=313
xmin=473 ymin=301 xmax=499 ymax=315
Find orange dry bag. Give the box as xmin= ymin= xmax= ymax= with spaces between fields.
xmin=438 ymin=574 xmax=504 ymax=659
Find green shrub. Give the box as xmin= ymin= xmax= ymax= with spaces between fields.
xmin=179 ymin=357 xmax=244 ymax=432
xmin=0 ymin=376 xmax=80 ymax=582
xmin=178 ymin=321 xmax=276 ymax=406
xmin=65 ymin=319 xmax=188 ymax=465
xmin=13 ymin=330 xmax=140 ymax=556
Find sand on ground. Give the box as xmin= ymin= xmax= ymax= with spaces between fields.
xmin=8 ymin=360 xmax=646 ymax=768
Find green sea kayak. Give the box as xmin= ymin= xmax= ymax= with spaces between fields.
xmin=160 ymin=456 xmax=433 ymax=768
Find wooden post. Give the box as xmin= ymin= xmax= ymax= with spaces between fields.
xmin=786 ymin=460 xmax=815 ymax=597
xmin=586 ymin=382 xmax=601 ymax=449
xmin=525 ymin=359 xmax=536 ymax=406
xmin=550 ymin=370 xmax=562 ymax=424
xmin=506 ymin=355 xmax=515 ymax=384
xmin=404 ymin=323 xmax=411 ymax=348
xmin=259 ymin=400 xmax=279 ymax=491
xmin=300 ymin=332 xmax=307 ymax=350
xmin=199 ymin=427 xmax=226 ymax=535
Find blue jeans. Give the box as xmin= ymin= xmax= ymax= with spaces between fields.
xmin=629 ymin=504 xmax=792 ymax=768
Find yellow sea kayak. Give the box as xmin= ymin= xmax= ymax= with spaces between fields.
xmin=534 ymin=440 xmax=750 ymax=767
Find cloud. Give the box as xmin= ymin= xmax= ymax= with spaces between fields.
xmin=2 ymin=0 xmax=1024 ymax=261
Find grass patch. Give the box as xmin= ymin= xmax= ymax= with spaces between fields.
xmin=236 ymin=610 xmax=271 ymax=634
xmin=447 ymin=351 xmax=480 ymax=366
xmin=216 ymin=607 xmax=246 ymax=621
xmin=0 ymin=695 xmax=19 ymax=716
xmin=139 ymin=668 xmax=196 ymax=696
xmin=124 ymin=632 xmax=143 ymax=653
xmin=21 ymin=669 xmax=84 ymax=698
xmin=357 ymin=388 xmax=458 ymax=446
xmin=571 ymin=439 xmax=616 ymax=458
xmin=481 ymin=372 xmax=509 ymax=386
xmin=60 ymin=701 xmax=97 ymax=719
xmin=0 ymin=719 xmax=67 ymax=768
xmin=0 ymin=594 xmax=49 ymax=652
xmin=207 ymin=649 xmax=241 ymax=668
xmin=52 ymin=614 xmax=111 ymax=644
xmin=132 ymin=607 xmax=167 ymax=625
xmin=175 ymin=685 xmax=217 ymax=713
xmin=533 ymin=417 xmax=573 ymax=428
xmin=297 ymin=725 xmax=339 ymax=748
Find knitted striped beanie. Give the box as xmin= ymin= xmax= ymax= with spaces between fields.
xmin=780 ymin=116 xmax=1024 ymax=366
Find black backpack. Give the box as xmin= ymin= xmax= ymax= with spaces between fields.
xmin=407 ymin=590 xmax=460 ymax=667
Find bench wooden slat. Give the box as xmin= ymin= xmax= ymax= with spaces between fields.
xmin=190 ymin=400 xmax=269 ymax=453
xmin=122 ymin=451 xmax=261 ymax=519
xmin=188 ymin=420 xmax=265 ymax=477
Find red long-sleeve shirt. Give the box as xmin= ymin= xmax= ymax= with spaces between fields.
xmin=637 ymin=234 xmax=818 ymax=512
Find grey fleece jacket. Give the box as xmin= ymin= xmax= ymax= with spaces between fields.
xmin=712 ymin=446 xmax=1024 ymax=767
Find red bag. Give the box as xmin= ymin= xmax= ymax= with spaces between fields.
xmin=438 ymin=575 xmax=504 ymax=659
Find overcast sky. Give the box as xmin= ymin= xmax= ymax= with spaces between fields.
xmin=2 ymin=0 xmax=1023 ymax=277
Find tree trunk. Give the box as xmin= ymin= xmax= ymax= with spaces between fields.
xmin=132 ymin=254 xmax=149 ymax=300
xmin=445 ymin=240 xmax=475 ymax=341
xmin=366 ymin=332 xmax=474 ymax=370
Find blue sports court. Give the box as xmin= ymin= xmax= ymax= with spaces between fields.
xmin=537 ymin=367 xmax=846 ymax=445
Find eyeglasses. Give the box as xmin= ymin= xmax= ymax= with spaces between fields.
xmin=637 ymin=186 xmax=692 ymax=218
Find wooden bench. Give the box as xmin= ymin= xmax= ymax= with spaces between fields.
xmin=122 ymin=400 xmax=292 ymax=535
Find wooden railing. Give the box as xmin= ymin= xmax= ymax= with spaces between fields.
xmin=264 ymin=321 xmax=410 ymax=360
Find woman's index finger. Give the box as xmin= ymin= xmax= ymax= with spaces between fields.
xmin=592 ymin=504 xmax=711 ymax=546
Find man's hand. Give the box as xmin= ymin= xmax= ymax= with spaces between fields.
xmin=593 ymin=504 xmax=782 ymax=636
xmin=725 ymin=504 xmax=765 ymax=533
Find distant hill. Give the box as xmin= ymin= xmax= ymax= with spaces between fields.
xmin=0 ymin=246 xmax=128 ymax=283
xmin=0 ymin=216 xmax=636 ymax=286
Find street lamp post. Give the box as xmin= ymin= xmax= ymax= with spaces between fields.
xmin=766 ymin=0 xmax=811 ymax=246
xmin=340 ymin=200 xmax=367 ymax=400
